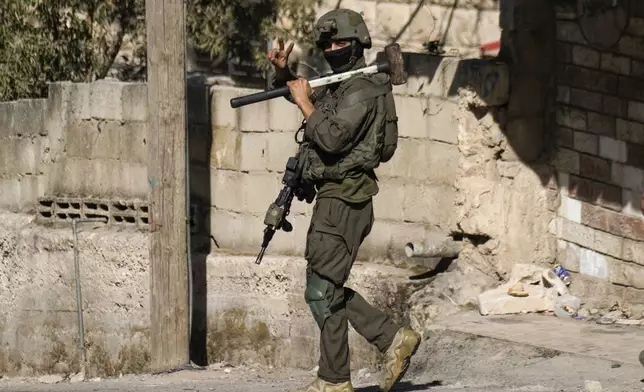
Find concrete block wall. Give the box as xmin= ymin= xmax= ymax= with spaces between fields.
xmin=208 ymin=51 xmax=511 ymax=260
xmin=551 ymin=2 xmax=644 ymax=305
xmin=0 ymin=99 xmax=49 ymax=211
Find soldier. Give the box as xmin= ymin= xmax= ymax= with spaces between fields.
xmin=268 ymin=8 xmax=421 ymax=392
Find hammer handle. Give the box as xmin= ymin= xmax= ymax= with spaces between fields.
xmin=230 ymin=64 xmax=382 ymax=109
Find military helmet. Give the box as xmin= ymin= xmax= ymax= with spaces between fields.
xmin=314 ymin=9 xmax=372 ymax=50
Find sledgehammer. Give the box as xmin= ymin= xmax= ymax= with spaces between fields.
xmin=229 ymin=43 xmax=407 ymax=109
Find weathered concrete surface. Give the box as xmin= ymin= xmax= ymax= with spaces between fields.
xmin=204 ymin=253 xmax=416 ymax=371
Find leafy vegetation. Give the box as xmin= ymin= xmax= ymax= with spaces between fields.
xmin=0 ymin=0 xmax=321 ymax=101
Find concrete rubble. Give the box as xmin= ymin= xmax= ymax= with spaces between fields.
xmin=477 ymin=263 xmax=581 ymax=316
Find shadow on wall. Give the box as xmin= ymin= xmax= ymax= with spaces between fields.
xmin=185 ymin=73 xmax=213 ymax=366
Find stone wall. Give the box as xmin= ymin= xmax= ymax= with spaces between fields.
xmin=551 ymin=1 xmax=644 ymax=310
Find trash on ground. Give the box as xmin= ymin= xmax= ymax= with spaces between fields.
xmin=477 ymin=263 xmax=581 ymax=316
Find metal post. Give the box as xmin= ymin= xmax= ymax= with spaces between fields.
xmin=72 ymin=217 xmax=108 ymax=375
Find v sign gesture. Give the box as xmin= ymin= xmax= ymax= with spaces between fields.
xmin=268 ymin=37 xmax=295 ymax=70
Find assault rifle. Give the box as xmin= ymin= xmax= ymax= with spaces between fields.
xmin=255 ymin=146 xmax=315 ymax=265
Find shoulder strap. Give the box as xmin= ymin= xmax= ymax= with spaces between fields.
xmin=341 ymin=82 xmax=392 ymax=107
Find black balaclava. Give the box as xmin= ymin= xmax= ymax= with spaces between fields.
xmin=323 ymin=40 xmax=364 ymax=73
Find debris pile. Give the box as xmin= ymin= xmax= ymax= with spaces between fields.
xmin=477 ymin=263 xmax=581 ymax=317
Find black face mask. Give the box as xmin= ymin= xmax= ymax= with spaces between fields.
xmin=323 ymin=42 xmax=363 ymax=73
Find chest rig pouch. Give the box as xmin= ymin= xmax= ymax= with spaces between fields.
xmin=298 ymin=73 xmax=398 ymax=183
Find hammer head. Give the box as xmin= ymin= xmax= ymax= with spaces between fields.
xmin=384 ymin=43 xmax=407 ymax=85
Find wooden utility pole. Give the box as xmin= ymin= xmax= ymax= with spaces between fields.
xmin=146 ymin=0 xmax=190 ymax=372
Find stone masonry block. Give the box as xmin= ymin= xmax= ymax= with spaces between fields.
xmin=617 ymin=119 xmax=644 ymax=145
xmin=266 ymin=132 xmax=299 ymax=172
xmin=429 ymin=59 xmax=509 ymax=106
xmin=212 ymin=169 xmax=243 ymax=212
xmin=210 ymin=210 xmax=262 ymax=252
xmin=572 ymin=45 xmax=599 ymax=68
xmin=239 ymin=133 xmax=269 ymax=172
xmin=426 ymin=97 xmax=459 ymax=144
xmin=557 ymin=21 xmax=586 ymax=44
xmin=558 ymin=65 xmax=618 ymax=95
xmin=579 ymin=248 xmax=609 ymax=281
xmin=557 ymin=86 xmax=570 ymax=104
xmin=627 ymin=17 xmax=644 ymax=37
xmin=269 ymin=98 xmax=302 ymax=132
xmin=600 ymin=53 xmax=631 ymax=75
xmin=395 ymin=95 xmax=427 ymax=138
xmin=10 ymin=99 xmax=48 ymax=137
xmin=558 ymin=196 xmax=582 ymax=223
xmin=599 ymin=136 xmax=627 ymax=163
xmin=552 ymin=148 xmax=580 ymax=174
xmin=593 ymin=228 xmax=624 ymax=259
xmin=386 ymin=139 xmax=460 ymax=183
xmin=0 ymin=178 xmax=20 ymax=211
xmin=618 ymin=36 xmax=644 ymax=61
xmin=62 ymin=82 xmax=92 ymax=120
xmin=90 ymin=81 xmax=124 ymax=120
xmin=372 ymin=180 xmax=405 ymax=222
xmin=610 ymin=259 xmax=644 ymax=290
xmin=560 ymin=217 xmax=595 ymax=250
xmin=557 ymin=42 xmax=572 ymax=64
xmin=570 ymin=88 xmax=601 ymax=112
xmin=568 ymin=174 xmax=622 ymax=211
xmin=581 ymin=202 xmax=644 ymax=242
xmin=121 ymin=83 xmax=148 ymax=122
xmin=587 ymin=112 xmax=616 ymax=137
xmin=618 ymin=76 xmax=644 ymax=103
xmin=602 ymin=95 xmax=628 ymax=118
xmin=611 ymin=162 xmax=644 ymax=191
xmin=622 ymin=189 xmax=644 ymax=218
xmin=634 ymin=60 xmax=644 ymax=79
xmin=212 ymin=125 xmax=241 ymax=170
xmin=557 ymin=240 xmax=581 ymax=272
xmin=557 ymin=127 xmax=574 ymax=148
xmin=579 ymin=154 xmax=610 ymax=182
xmin=628 ymin=101 xmax=644 ymax=123
xmin=573 ymin=131 xmax=598 ymax=155
xmin=623 ymin=239 xmax=644 ymax=266
xmin=627 ymin=142 xmax=644 ymax=170
xmin=556 ymin=106 xmax=586 ymax=131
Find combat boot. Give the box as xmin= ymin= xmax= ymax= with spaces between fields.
xmin=379 ymin=327 xmax=422 ymax=392
xmin=290 ymin=377 xmax=354 ymax=392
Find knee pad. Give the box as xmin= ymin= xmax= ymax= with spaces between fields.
xmin=304 ymin=272 xmax=333 ymax=329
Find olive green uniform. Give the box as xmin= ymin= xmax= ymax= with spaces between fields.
xmin=272 ymin=57 xmax=400 ymax=384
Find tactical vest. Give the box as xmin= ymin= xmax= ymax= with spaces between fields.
xmin=300 ymin=72 xmax=398 ymax=183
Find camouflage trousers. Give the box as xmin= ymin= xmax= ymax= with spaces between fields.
xmin=304 ymin=197 xmax=399 ymax=384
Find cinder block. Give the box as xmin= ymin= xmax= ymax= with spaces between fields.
xmin=11 ymin=99 xmax=47 ymax=136
xmin=600 ymin=53 xmax=631 ymax=75
xmin=0 ymin=138 xmax=41 ymax=176
xmin=610 ymin=259 xmax=644 ymax=290
xmin=90 ymin=80 xmax=124 ymax=120
xmin=402 ymin=182 xmax=455 ymax=228
xmin=560 ymin=218 xmax=595 ymax=250
xmin=374 ymin=2 xmax=411 ymax=41
xmin=552 ymin=148 xmax=580 ymax=174
xmin=210 ymin=210 xmax=262 ymax=251
xmin=618 ymin=36 xmax=644 ymax=61
xmin=579 ymin=247 xmax=609 ymax=280
xmin=212 ymin=169 xmax=243 ymax=212
xmin=0 ymin=102 xmax=13 ymax=137
xmin=211 ymin=125 xmax=241 ymax=170
xmin=598 ymin=136 xmax=627 ymax=163
xmin=239 ymin=100 xmax=270 ymax=132
xmin=266 ymin=131 xmax=299 ymax=172
xmin=0 ymin=178 xmax=20 ymax=210
xmin=593 ymin=228 xmax=624 ymax=259
xmin=239 ymin=133 xmax=269 ymax=172
xmin=212 ymin=87 xmax=241 ymax=128
xmin=373 ymin=180 xmax=405 ymax=221
xmin=269 ymin=98 xmax=302 ymax=132
xmin=121 ymin=162 xmax=148 ymax=199
xmin=242 ymin=172 xmax=281 ymax=214
xmin=66 ymin=120 xmax=97 ymax=158
xmin=121 ymin=83 xmax=148 ymax=122
xmin=395 ymin=95 xmax=427 ymax=138
xmin=64 ymin=83 xmax=92 ymax=120
xmin=426 ymin=97 xmax=459 ymax=144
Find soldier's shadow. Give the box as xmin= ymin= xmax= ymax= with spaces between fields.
xmin=355 ymin=380 xmax=444 ymax=391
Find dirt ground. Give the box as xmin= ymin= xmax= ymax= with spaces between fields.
xmin=1 ymin=330 xmax=643 ymax=392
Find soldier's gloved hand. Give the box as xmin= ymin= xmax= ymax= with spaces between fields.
xmin=286 ymin=78 xmax=313 ymax=106
xmin=268 ymin=36 xmax=294 ymax=70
